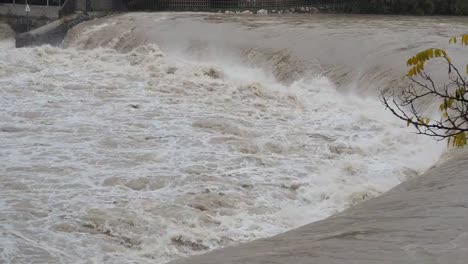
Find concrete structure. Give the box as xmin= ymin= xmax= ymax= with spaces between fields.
xmin=0 ymin=3 xmax=59 ymax=19
xmin=0 ymin=0 xmax=114 ymax=40
xmin=15 ymin=13 xmax=88 ymax=47
xmin=0 ymin=0 xmax=116 ymax=24
xmin=1 ymin=0 xmax=341 ymax=19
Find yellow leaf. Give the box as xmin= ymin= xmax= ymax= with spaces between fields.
xmin=452 ymin=132 xmax=467 ymax=147
xmin=407 ymin=117 xmax=413 ymax=127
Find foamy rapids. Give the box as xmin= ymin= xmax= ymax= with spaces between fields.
xmin=0 ymin=16 xmax=444 ymax=264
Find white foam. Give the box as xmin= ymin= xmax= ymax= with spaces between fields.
xmin=0 ymin=22 xmax=15 ymax=49
xmin=0 ymin=42 xmax=443 ymax=264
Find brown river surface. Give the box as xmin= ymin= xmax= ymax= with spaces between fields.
xmin=0 ymin=13 xmax=467 ymax=264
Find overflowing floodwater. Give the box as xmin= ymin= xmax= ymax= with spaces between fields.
xmin=1 ymin=13 xmax=466 ymax=264
xmin=0 ymin=23 xmax=14 ymax=49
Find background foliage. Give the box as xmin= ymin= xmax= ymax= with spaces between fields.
xmin=343 ymin=0 xmax=468 ymax=15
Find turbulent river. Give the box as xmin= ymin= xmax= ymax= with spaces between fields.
xmin=1 ymin=13 xmax=467 ymax=264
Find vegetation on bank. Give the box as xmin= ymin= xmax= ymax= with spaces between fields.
xmin=343 ymin=0 xmax=468 ymax=15
xmin=383 ymin=35 xmax=468 ymax=147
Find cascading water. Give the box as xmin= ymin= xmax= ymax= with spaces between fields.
xmin=1 ymin=13 xmax=464 ymax=264
xmin=0 ymin=22 xmax=14 ymax=49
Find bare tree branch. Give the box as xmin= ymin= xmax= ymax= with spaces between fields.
xmin=381 ymin=59 xmax=468 ymax=147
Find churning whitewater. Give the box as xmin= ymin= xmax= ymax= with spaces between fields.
xmin=0 ymin=15 xmax=444 ymax=264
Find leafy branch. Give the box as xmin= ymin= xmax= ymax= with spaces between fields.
xmin=382 ymin=35 xmax=468 ymax=147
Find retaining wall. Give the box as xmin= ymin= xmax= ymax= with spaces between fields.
xmin=15 ymin=13 xmax=88 ymax=47
xmin=0 ymin=3 xmax=59 ymax=18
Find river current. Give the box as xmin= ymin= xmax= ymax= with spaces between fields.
xmin=1 ymin=13 xmax=466 ymax=264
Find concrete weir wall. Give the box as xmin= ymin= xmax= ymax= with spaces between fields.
xmin=15 ymin=13 xmax=89 ymax=47
xmin=171 ymin=150 xmax=468 ymax=264
xmin=0 ymin=3 xmax=61 ymax=33
xmin=0 ymin=3 xmax=59 ymax=19
xmin=2 ymin=0 xmax=115 ymax=47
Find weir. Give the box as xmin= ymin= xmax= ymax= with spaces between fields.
xmin=1 ymin=0 xmax=345 ymax=46
xmin=1 ymin=8 xmax=467 ymax=264
xmin=1 ymin=0 xmax=348 ymax=24
xmin=2 ymin=12 xmax=467 ymax=263
xmin=0 ymin=0 xmax=116 ymax=33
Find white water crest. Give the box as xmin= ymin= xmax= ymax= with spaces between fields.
xmin=0 ymin=14 xmax=447 ymax=264
xmin=0 ymin=22 xmax=15 ymax=48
